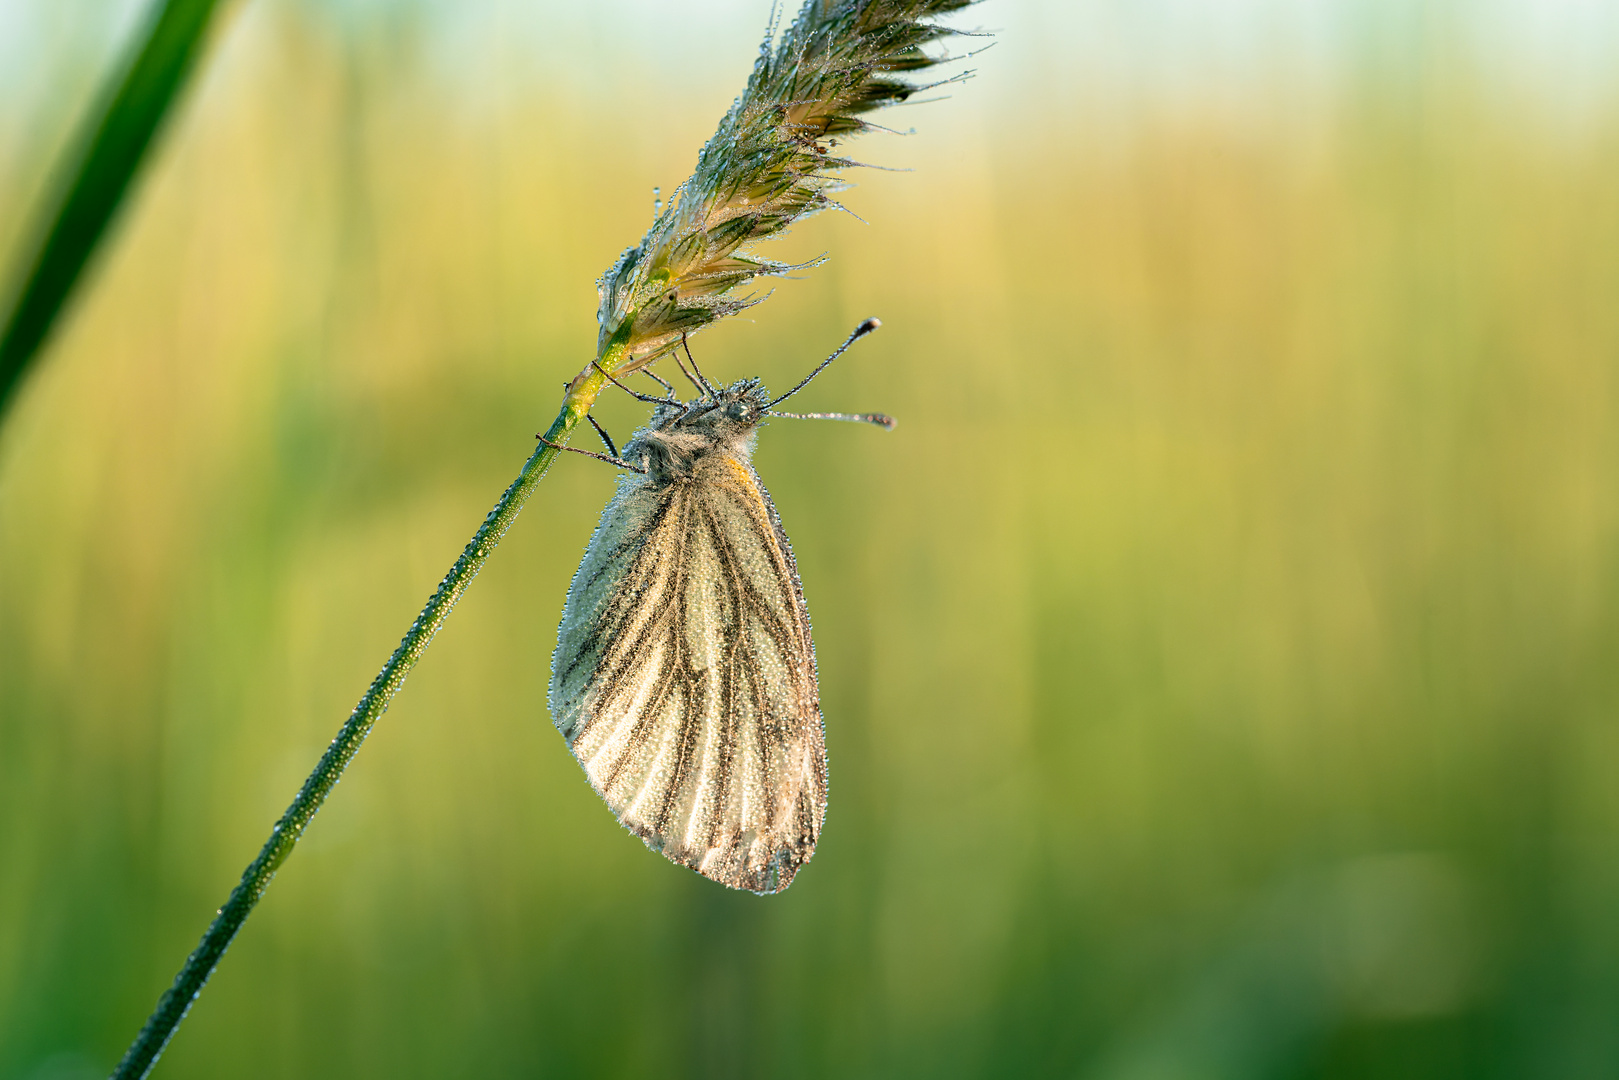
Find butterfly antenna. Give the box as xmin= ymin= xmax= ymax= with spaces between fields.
xmin=681 ymin=333 xmax=719 ymax=397
xmin=771 ymin=410 xmax=895 ymax=430
xmin=593 ymin=361 xmax=665 ymax=404
xmin=768 ymin=318 xmax=881 ymax=408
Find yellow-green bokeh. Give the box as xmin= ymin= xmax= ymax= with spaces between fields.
xmin=3 ymin=1 xmax=1618 ymax=1077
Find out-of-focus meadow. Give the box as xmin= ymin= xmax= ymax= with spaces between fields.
xmin=3 ymin=0 xmax=1619 ymax=1076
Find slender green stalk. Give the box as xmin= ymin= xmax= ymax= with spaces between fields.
xmin=111 ymin=364 xmax=611 ymax=1080
xmin=0 ymin=0 xmax=230 ymax=422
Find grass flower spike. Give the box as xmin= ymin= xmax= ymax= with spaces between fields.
xmin=595 ymin=0 xmax=979 ymax=378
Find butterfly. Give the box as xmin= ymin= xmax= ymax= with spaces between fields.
xmin=545 ymin=320 xmax=891 ymax=894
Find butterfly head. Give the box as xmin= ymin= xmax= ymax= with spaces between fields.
xmin=626 ymin=379 xmax=773 ymax=483
xmin=651 ymin=378 xmax=772 ymax=439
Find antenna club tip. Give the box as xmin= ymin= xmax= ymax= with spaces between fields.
xmin=871 ymin=413 xmax=897 ymax=430
xmin=857 ymin=317 xmax=881 ymax=336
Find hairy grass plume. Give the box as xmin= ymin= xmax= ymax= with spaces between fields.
xmin=595 ymin=0 xmax=980 ymax=377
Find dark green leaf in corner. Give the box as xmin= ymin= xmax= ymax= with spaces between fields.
xmin=0 ymin=0 xmax=230 ymax=422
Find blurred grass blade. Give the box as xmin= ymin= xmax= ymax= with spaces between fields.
xmin=0 ymin=0 xmax=229 ymax=423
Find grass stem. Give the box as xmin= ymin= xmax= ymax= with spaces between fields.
xmin=110 ymin=362 xmax=611 ymax=1079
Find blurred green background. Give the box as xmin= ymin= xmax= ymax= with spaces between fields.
xmin=3 ymin=0 xmax=1619 ymax=1077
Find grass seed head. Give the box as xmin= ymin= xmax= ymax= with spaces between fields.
xmin=596 ymin=0 xmax=981 ymax=375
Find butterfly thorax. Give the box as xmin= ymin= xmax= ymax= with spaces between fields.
xmin=624 ymin=379 xmax=771 ymax=484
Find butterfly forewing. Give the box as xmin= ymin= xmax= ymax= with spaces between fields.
xmin=550 ymin=451 xmax=826 ymax=893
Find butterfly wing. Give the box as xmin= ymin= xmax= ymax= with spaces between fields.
xmin=549 ymin=454 xmax=826 ymax=893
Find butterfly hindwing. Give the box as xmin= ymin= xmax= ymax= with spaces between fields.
xmin=550 ymin=452 xmax=827 ymax=893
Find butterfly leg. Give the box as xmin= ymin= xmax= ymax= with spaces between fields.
xmin=537 ymin=436 xmax=648 ymax=474
xmin=593 ymin=361 xmax=666 ymax=404
xmin=643 ymin=369 xmax=677 ymax=400
xmin=587 ymin=414 xmax=621 ymax=458
xmin=680 ymin=333 xmax=718 ymax=396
